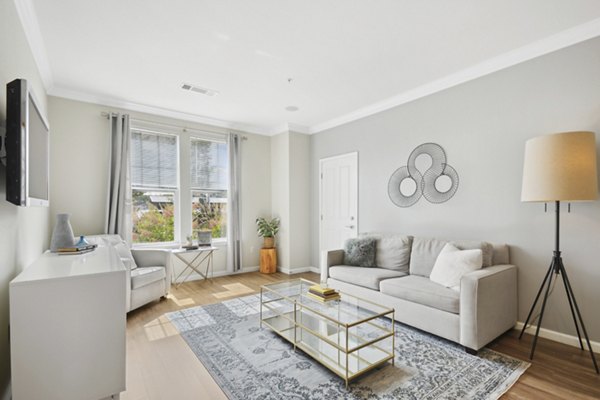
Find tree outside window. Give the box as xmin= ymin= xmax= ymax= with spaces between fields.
xmin=192 ymin=190 xmax=227 ymax=239
xmin=132 ymin=190 xmax=175 ymax=243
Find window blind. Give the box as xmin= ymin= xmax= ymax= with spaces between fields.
xmin=131 ymin=130 xmax=177 ymax=188
xmin=190 ymin=138 xmax=228 ymax=190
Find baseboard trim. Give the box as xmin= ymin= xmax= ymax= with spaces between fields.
xmin=515 ymin=321 xmax=600 ymax=352
xmin=277 ymin=266 xmax=319 ymax=275
xmin=173 ymin=265 xmax=318 ymax=281
xmin=172 ymin=266 xmax=260 ymax=283
xmin=2 ymin=382 xmax=10 ymax=400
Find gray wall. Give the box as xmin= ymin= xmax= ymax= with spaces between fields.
xmin=310 ymin=37 xmax=600 ymax=341
xmin=0 ymin=0 xmax=50 ymax=396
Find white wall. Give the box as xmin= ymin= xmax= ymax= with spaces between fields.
xmin=270 ymin=131 xmax=311 ymax=272
xmin=289 ymin=132 xmax=311 ymax=269
xmin=0 ymin=0 xmax=50 ymax=396
xmin=48 ymin=96 xmax=271 ymax=275
xmin=270 ymin=132 xmax=291 ymax=268
xmin=310 ymin=37 xmax=600 ymax=341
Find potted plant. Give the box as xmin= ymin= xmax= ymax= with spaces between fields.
xmin=256 ymin=217 xmax=280 ymax=249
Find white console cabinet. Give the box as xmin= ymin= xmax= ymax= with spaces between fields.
xmin=10 ymin=246 xmax=126 ymax=400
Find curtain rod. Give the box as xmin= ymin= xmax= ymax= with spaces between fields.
xmin=100 ymin=111 xmax=248 ymax=140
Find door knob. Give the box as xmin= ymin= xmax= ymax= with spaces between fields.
xmin=345 ymin=225 xmax=355 ymax=229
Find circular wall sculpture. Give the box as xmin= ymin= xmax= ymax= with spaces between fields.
xmin=388 ymin=143 xmax=459 ymax=207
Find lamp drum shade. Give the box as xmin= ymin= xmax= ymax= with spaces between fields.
xmin=521 ymin=131 xmax=598 ymax=202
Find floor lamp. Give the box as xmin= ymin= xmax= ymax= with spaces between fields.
xmin=520 ymin=131 xmax=599 ymax=374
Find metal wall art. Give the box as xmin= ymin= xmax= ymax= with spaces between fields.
xmin=388 ymin=143 xmax=459 ymax=207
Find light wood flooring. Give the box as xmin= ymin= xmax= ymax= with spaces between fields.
xmin=122 ymin=272 xmax=600 ymax=400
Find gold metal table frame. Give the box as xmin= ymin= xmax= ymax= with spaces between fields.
xmin=171 ymin=246 xmax=217 ymax=288
xmin=260 ymin=279 xmax=395 ymax=387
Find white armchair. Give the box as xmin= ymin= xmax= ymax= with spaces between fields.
xmin=85 ymin=235 xmax=171 ymax=312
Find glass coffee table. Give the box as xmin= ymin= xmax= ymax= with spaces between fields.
xmin=260 ymin=279 xmax=395 ymax=387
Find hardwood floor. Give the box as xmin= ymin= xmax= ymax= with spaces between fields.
xmin=488 ymin=331 xmax=600 ymax=399
xmin=121 ymin=272 xmax=600 ymax=400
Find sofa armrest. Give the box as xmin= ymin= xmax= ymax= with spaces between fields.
xmin=459 ymin=264 xmax=517 ymax=350
xmin=131 ymin=249 xmax=172 ymax=289
xmin=320 ymin=249 xmax=344 ymax=283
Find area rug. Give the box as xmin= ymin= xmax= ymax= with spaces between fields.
xmin=166 ymin=295 xmax=528 ymax=400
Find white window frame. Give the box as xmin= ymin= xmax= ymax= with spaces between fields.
xmin=189 ymin=134 xmax=229 ymax=245
xmin=130 ymin=126 xmax=181 ymax=247
xmin=130 ymin=120 xmax=230 ymax=248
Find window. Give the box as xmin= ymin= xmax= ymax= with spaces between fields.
xmin=129 ymin=124 xmax=230 ymax=245
xmin=190 ymin=137 xmax=228 ymax=239
xmin=131 ymin=130 xmax=178 ymax=244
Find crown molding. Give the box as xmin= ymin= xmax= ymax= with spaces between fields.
xmin=17 ymin=0 xmax=600 ymax=136
xmin=269 ymin=123 xmax=311 ymax=136
xmin=13 ymin=0 xmax=54 ymax=90
xmin=287 ymin=123 xmax=311 ymax=134
xmin=309 ymin=17 xmax=600 ymax=134
xmin=269 ymin=123 xmax=290 ymax=136
xmin=48 ymin=86 xmax=271 ymax=135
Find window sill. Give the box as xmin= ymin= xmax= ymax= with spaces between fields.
xmin=211 ymin=239 xmax=227 ymax=247
xmin=132 ymin=242 xmax=180 ymax=250
xmin=132 ymin=239 xmax=228 ymax=250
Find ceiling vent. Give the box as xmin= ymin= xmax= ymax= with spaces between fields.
xmin=181 ymin=83 xmax=219 ymax=97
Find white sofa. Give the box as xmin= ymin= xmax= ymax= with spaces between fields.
xmin=322 ymin=234 xmax=518 ymax=352
xmin=86 ymin=235 xmax=171 ymax=312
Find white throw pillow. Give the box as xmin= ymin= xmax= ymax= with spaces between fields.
xmin=430 ymin=243 xmax=483 ymax=291
xmin=114 ymin=241 xmax=138 ymax=270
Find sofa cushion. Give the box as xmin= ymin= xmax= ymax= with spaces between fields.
xmin=329 ymin=266 xmax=407 ymax=290
xmin=343 ymin=237 xmax=377 ymax=267
xmin=131 ymin=266 xmax=166 ymax=290
xmin=452 ymin=240 xmax=493 ymax=267
xmin=363 ymin=233 xmax=412 ymax=272
xmin=430 ymin=244 xmax=483 ymax=290
xmin=409 ymin=237 xmax=447 ymax=277
xmin=380 ymin=275 xmax=460 ymax=314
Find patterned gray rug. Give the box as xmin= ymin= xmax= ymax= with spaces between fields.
xmin=166 ymin=295 xmax=528 ymax=400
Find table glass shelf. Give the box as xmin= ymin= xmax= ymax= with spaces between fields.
xmin=260 ymin=279 xmax=395 ymax=386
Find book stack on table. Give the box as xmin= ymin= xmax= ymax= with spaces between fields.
xmin=56 ymin=244 xmax=98 ymax=255
xmin=307 ymin=285 xmax=340 ymax=302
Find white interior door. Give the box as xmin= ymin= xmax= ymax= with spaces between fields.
xmin=319 ymin=152 xmax=358 ymax=253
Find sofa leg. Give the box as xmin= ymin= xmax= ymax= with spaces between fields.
xmin=465 ymin=347 xmax=478 ymax=355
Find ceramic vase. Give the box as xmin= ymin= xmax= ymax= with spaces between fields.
xmin=50 ymin=213 xmax=75 ymax=252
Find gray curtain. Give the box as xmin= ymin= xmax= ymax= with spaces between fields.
xmin=227 ymin=132 xmax=242 ymax=272
xmin=106 ymin=113 xmax=132 ymax=244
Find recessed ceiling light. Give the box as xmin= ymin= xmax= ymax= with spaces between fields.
xmin=181 ymin=83 xmax=219 ymax=97
xmin=285 ymin=106 xmax=299 ymax=112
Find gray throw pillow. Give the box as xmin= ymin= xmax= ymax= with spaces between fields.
xmin=343 ymin=237 xmax=377 ymax=267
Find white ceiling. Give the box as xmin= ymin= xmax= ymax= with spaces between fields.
xmin=22 ymin=0 xmax=600 ymax=134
